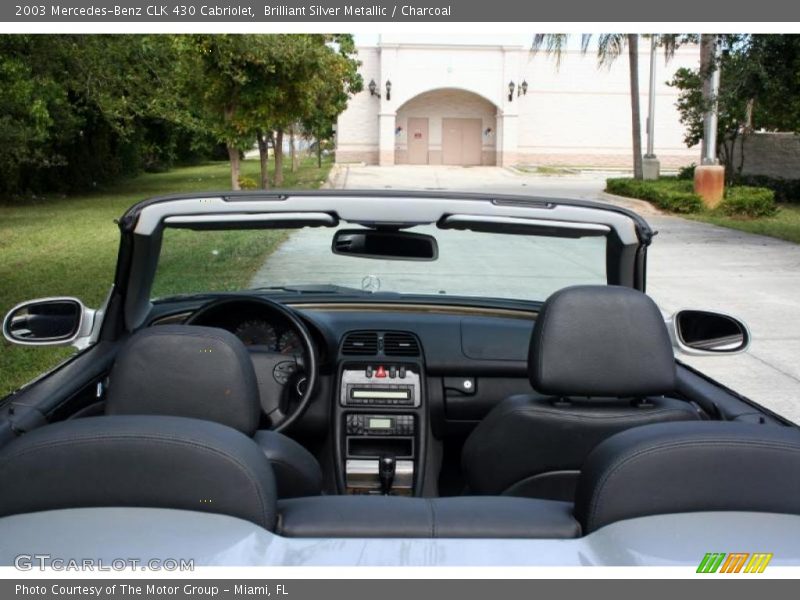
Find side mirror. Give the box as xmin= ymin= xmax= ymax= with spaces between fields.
xmin=668 ymin=309 xmax=751 ymax=355
xmin=332 ymin=229 xmax=438 ymax=261
xmin=3 ymin=298 xmax=93 ymax=347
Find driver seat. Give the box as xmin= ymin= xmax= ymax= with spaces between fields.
xmin=104 ymin=325 xmax=323 ymax=498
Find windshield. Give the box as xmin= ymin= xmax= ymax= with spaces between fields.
xmin=151 ymin=224 xmax=607 ymax=303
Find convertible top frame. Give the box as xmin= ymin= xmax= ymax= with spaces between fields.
xmin=109 ymin=190 xmax=654 ymax=333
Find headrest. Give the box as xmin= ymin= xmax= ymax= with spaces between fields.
xmin=575 ymin=421 xmax=800 ymax=533
xmin=0 ymin=415 xmax=277 ymax=529
xmin=529 ymin=285 xmax=676 ymax=397
xmin=106 ymin=325 xmax=261 ymax=436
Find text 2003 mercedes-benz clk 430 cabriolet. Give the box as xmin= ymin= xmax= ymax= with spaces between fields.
xmin=1 ymin=191 xmax=799 ymax=566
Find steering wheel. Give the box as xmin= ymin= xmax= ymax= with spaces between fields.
xmin=185 ymin=296 xmax=319 ymax=433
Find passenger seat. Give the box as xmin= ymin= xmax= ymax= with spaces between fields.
xmin=462 ymin=285 xmax=701 ymax=501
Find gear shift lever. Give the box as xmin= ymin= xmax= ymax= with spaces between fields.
xmin=378 ymin=455 xmax=396 ymax=495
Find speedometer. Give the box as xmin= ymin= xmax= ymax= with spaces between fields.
xmin=234 ymin=320 xmax=278 ymax=349
xmin=278 ymin=330 xmax=302 ymax=355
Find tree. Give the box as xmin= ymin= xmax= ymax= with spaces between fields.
xmin=259 ymin=34 xmax=361 ymax=187
xmin=626 ymin=35 xmax=644 ymax=179
xmin=669 ymin=35 xmax=800 ymax=183
xmin=185 ymin=35 xmax=361 ymax=190
xmin=183 ymin=35 xmax=281 ymax=190
xmin=300 ymin=35 xmax=363 ymax=170
xmin=0 ymin=35 xmax=208 ymax=197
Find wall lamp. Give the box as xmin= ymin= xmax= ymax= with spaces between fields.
xmin=508 ymin=80 xmax=528 ymax=101
xmin=368 ymin=79 xmax=392 ymax=101
xmin=395 ymin=125 xmax=403 ymax=135
xmin=484 ymin=127 xmax=493 ymax=136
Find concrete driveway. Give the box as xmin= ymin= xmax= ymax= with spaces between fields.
xmin=258 ymin=164 xmax=800 ymax=423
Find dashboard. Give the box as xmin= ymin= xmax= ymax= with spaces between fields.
xmin=149 ymin=296 xmax=540 ymax=437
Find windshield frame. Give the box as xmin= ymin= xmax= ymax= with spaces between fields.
xmin=115 ymin=190 xmax=651 ymax=332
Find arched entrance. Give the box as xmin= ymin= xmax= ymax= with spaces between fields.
xmin=394 ymin=89 xmax=498 ymax=166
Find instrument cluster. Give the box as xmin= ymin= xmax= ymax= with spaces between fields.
xmin=233 ymin=319 xmax=303 ymax=355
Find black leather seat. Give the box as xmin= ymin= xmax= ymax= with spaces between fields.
xmin=462 ymin=285 xmax=701 ymax=501
xmin=105 ymin=325 xmax=322 ymax=498
xmin=575 ymin=421 xmax=800 ymax=532
xmin=0 ymin=415 xmax=278 ymax=529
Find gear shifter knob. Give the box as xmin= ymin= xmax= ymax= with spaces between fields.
xmin=378 ymin=455 xmax=396 ymax=495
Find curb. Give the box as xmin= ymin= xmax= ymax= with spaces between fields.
xmin=323 ymin=164 xmax=345 ymax=189
xmin=598 ymin=191 xmax=664 ymax=217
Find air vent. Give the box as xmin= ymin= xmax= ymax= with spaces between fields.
xmin=383 ymin=332 xmax=420 ymax=357
xmin=341 ymin=331 xmax=379 ymax=355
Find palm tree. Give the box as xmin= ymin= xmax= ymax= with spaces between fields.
xmin=532 ymin=34 xmax=649 ymax=179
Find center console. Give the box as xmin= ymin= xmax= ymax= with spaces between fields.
xmin=334 ymin=348 xmax=426 ymax=495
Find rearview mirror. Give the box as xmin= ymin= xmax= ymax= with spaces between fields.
xmin=332 ymin=229 xmax=438 ymax=261
xmin=669 ymin=309 xmax=750 ymax=355
xmin=3 ymin=298 xmax=91 ymax=346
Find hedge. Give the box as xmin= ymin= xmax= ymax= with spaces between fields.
xmin=734 ymin=175 xmax=800 ymax=205
xmin=606 ymin=176 xmax=778 ymax=218
xmin=721 ymin=186 xmax=777 ymax=217
xmin=605 ymin=177 xmax=703 ymax=214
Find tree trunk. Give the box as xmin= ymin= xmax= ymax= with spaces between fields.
xmin=628 ymin=34 xmax=644 ymax=180
xmin=274 ymin=129 xmax=284 ymax=187
xmin=290 ymin=125 xmax=298 ymax=172
xmin=256 ymin=129 xmax=270 ymax=189
xmin=227 ymin=143 xmax=241 ymax=190
xmin=317 ymin=136 xmax=322 ymax=168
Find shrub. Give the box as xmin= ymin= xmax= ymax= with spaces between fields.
xmin=657 ymin=190 xmax=704 ymax=214
xmin=734 ymin=175 xmax=800 ymax=204
xmin=605 ymin=177 xmax=703 ymax=214
xmin=720 ymin=186 xmax=777 ymax=217
xmin=677 ymin=163 xmax=696 ymax=180
xmin=238 ymin=176 xmax=259 ymax=190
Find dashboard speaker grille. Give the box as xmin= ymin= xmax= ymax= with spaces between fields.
xmin=342 ymin=331 xmax=379 ymax=355
xmin=383 ymin=332 xmax=420 ymax=357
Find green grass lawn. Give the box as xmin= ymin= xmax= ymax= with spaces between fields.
xmin=687 ymin=204 xmax=800 ymax=245
xmin=0 ymin=156 xmax=332 ymax=398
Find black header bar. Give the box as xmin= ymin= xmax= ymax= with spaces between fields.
xmin=3 ymin=0 xmax=800 ymax=22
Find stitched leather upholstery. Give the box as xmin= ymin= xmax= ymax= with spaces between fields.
xmin=105 ymin=325 xmax=322 ymax=498
xmin=106 ymin=325 xmax=261 ymax=435
xmin=0 ymin=415 xmax=278 ymax=529
xmin=575 ymin=421 xmax=800 ymax=532
xmin=529 ymin=285 xmax=676 ymax=397
xmin=462 ymin=285 xmax=699 ymax=500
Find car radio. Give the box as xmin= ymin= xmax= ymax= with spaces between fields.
xmin=346 ymin=413 xmax=414 ymax=436
xmin=340 ymin=366 xmax=421 ymax=407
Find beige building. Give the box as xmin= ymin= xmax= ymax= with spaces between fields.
xmin=336 ymin=35 xmax=700 ymax=169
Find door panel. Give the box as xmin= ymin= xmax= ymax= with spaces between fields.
xmin=442 ymin=118 xmax=483 ymax=166
xmin=442 ymin=119 xmax=461 ymax=165
xmin=462 ymin=119 xmax=483 ymax=165
xmin=407 ymin=118 xmax=429 ymax=165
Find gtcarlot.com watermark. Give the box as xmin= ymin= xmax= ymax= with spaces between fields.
xmin=14 ymin=554 xmax=194 ymax=571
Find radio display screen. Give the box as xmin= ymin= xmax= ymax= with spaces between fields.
xmin=352 ymin=390 xmax=409 ymax=399
xmin=368 ymin=418 xmax=392 ymax=429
